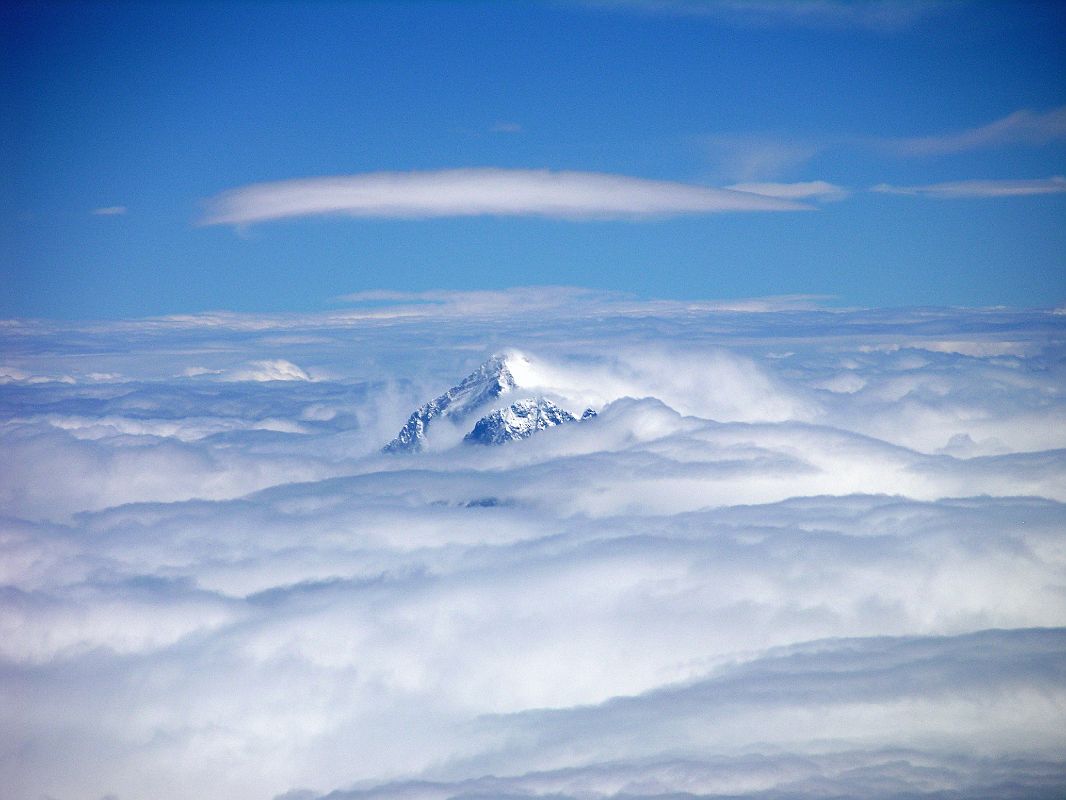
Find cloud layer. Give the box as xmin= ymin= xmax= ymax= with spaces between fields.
xmin=2 ymin=291 xmax=1065 ymax=800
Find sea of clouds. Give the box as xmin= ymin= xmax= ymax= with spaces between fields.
xmin=2 ymin=288 xmax=1065 ymax=800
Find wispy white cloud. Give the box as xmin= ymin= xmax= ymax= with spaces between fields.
xmin=873 ymin=176 xmax=1066 ymax=198
xmin=701 ymin=106 xmax=1066 ymax=182
xmin=589 ymin=0 xmax=952 ymax=32
xmin=334 ymin=288 xmax=835 ymax=323
xmin=885 ymin=106 xmax=1066 ymax=156
xmin=225 ymin=359 xmax=313 ymax=382
xmin=0 ymin=365 xmax=75 ymax=384
xmin=91 ymin=205 xmax=127 ymax=216
xmin=335 ymin=286 xmax=619 ymax=317
xmin=727 ymin=179 xmax=849 ymax=201
xmin=700 ymin=133 xmax=823 ymax=181
xmin=200 ymin=168 xmax=807 ymax=226
xmin=181 ymin=366 xmax=223 ymax=378
xmin=490 ymin=120 xmax=523 ymax=133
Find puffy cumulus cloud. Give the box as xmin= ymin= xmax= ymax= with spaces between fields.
xmin=1 ymin=296 xmax=1065 ymax=800
xmin=200 ymin=168 xmax=806 ymax=226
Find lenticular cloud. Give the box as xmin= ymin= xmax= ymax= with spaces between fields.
xmin=1 ymin=291 xmax=1065 ymax=800
xmin=200 ymin=168 xmax=806 ymax=225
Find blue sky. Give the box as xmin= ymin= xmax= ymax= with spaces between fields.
xmin=4 ymin=0 xmax=1065 ymax=318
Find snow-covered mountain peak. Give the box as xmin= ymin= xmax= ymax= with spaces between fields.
xmin=465 ymin=397 xmax=577 ymax=445
xmin=457 ymin=353 xmax=518 ymax=398
xmin=384 ymin=353 xmax=523 ymax=453
xmin=384 ymin=351 xmax=597 ymax=453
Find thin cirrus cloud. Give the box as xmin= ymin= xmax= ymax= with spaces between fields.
xmin=591 ymin=0 xmax=951 ymax=32
xmin=703 ymin=107 xmax=1066 ymax=181
xmin=884 ymin=106 xmax=1066 ymax=157
xmin=490 ymin=120 xmax=523 ymax=133
xmin=727 ymin=180 xmax=849 ymax=202
xmin=701 ymin=133 xmax=822 ymax=181
xmin=199 ymin=168 xmax=808 ymax=226
xmin=91 ymin=205 xmax=127 ymax=216
xmin=872 ymin=176 xmax=1066 ymax=199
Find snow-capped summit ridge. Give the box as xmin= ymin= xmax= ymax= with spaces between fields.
xmin=465 ymin=397 xmax=576 ymax=445
xmin=384 ymin=352 xmax=524 ymax=453
xmin=383 ymin=350 xmax=597 ymax=452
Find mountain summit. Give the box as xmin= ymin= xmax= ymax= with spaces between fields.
xmin=465 ymin=398 xmax=576 ymax=445
xmin=384 ymin=352 xmax=590 ymax=452
xmin=384 ymin=353 xmax=523 ymax=453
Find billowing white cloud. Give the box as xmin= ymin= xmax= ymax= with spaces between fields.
xmin=1 ymin=294 xmax=1064 ymax=800
xmin=200 ymin=168 xmax=807 ymax=226
xmin=872 ymin=176 xmax=1066 ymax=198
